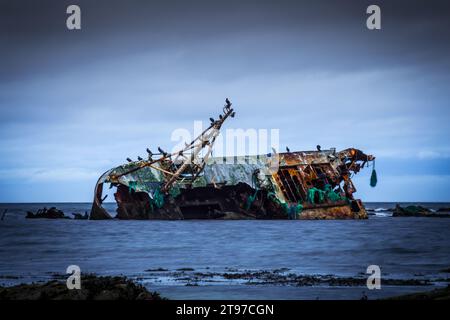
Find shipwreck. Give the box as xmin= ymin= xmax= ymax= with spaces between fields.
xmin=91 ymin=99 xmax=375 ymax=220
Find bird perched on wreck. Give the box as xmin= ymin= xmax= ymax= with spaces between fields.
xmin=146 ymin=148 xmax=153 ymax=160
xmin=89 ymin=99 xmax=376 ymax=222
xmin=223 ymin=98 xmax=232 ymax=113
xmin=158 ymin=147 xmax=169 ymax=157
xmin=137 ymin=156 xmax=143 ymax=161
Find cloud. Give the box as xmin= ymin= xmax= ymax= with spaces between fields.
xmin=1 ymin=0 xmax=450 ymax=201
xmin=353 ymin=174 xmax=450 ymax=202
xmin=0 ymin=167 xmax=100 ymax=182
xmin=417 ymin=150 xmax=450 ymax=160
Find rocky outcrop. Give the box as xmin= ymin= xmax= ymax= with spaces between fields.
xmin=392 ymin=205 xmax=430 ymax=217
xmin=26 ymin=207 xmax=69 ymax=219
xmin=0 ymin=275 xmax=163 ymax=300
xmin=72 ymin=212 xmax=89 ymax=220
xmin=388 ymin=285 xmax=450 ymax=300
xmin=393 ymin=205 xmax=450 ymax=217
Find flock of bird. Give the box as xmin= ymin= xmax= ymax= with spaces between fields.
xmin=125 ymin=98 xmax=234 ymax=164
xmin=125 ymin=98 xmax=323 ymax=165
xmin=122 ymin=98 xmax=321 ymax=171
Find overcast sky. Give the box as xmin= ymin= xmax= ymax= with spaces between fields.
xmin=1 ymin=0 xmax=450 ymax=202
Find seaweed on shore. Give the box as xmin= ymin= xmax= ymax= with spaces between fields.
xmin=0 ymin=274 xmax=165 ymax=300
xmin=150 ymin=268 xmax=433 ymax=287
xmin=387 ymin=285 xmax=450 ymax=300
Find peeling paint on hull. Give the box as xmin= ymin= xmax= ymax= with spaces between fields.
xmin=90 ymin=101 xmax=374 ymax=220
xmin=90 ymin=149 xmax=373 ymax=220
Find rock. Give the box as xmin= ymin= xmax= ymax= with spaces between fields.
xmin=393 ymin=205 xmax=431 ymax=217
xmin=26 ymin=211 xmax=35 ymax=218
xmin=177 ymin=268 xmax=195 ymax=271
xmin=136 ymin=291 xmax=154 ymax=300
xmin=145 ymin=268 xmax=168 ymax=272
xmin=93 ymin=289 xmax=121 ymax=300
xmin=437 ymin=207 xmax=450 ymax=213
xmin=0 ymin=275 xmax=164 ymax=300
xmin=72 ymin=212 xmax=89 ymax=220
xmin=393 ymin=204 xmax=450 ymax=218
xmin=387 ymin=285 xmax=450 ymax=300
xmin=26 ymin=207 xmax=69 ymax=219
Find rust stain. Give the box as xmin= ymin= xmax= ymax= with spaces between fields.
xmin=90 ymin=100 xmax=375 ymax=220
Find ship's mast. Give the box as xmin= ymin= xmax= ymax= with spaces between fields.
xmin=161 ymin=101 xmax=234 ymax=192
xmin=110 ymin=99 xmax=235 ymax=194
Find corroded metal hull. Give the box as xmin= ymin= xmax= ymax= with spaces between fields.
xmin=90 ymin=100 xmax=374 ymax=220
xmin=91 ymin=149 xmax=372 ymax=220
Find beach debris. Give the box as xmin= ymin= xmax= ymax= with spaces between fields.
xmin=26 ymin=207 xmax=69 ymax=219
xmin=90 ymin=99 xmax=375 ymax=220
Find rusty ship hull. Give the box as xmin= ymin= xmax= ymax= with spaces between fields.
xmin=90 ymin=100 xmax=374 ymax=220
xmin=91 ymin=149 xmax=373 ymax=220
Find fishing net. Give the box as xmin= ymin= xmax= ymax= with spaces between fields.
xmin=324 ymin=184 xmax=344 ymax=202
xmin=287 ymin=203 xmax=303 ymax=219
xmin=151 ymin=188 xmax=165 ymax=209
xmin=307 ymin=187 xmax=325 ymax=204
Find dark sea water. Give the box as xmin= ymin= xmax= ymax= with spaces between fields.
xmin=0 ymin=202 xmax=449 ymax=300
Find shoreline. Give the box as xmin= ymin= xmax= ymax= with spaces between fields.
xmin=1 ymin=274 xmax=448 ymax=300
xmin=0 ymin=275 xmax=164 ymax=300
xmin=386 ymin=285 xmax=450 ymax=300
xmin=1 ymin=269 xmax=449 ymax=300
